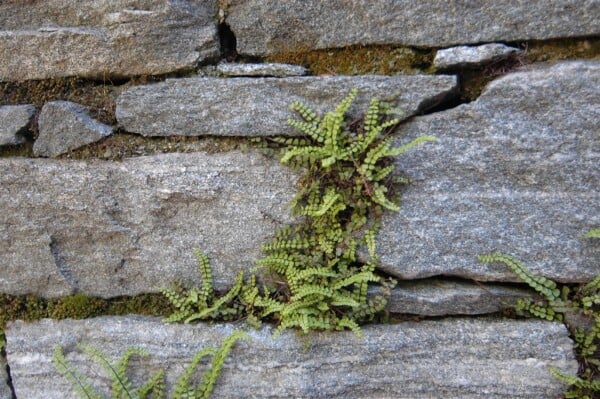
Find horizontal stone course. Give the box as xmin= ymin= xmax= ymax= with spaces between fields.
xmin=226 ymin=0 xmax=600 ymax=56
xmin=0 ymin=151 xmax=297 ymax=298
xmin=0 ymin=0 xmax=218 ymax=81
xmin=386 ymin=279 xmax=533 ymax=316
xmin=374 ymin=61 xmax=600 ymax=283
xmin=6 ymin=316 xmax=577 ymax=398
xmin=115 ymin=75 xmax=458 ymax=137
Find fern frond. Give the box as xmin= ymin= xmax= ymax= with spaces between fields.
xmin=52 ymin=346 xmax=105 ymax=399
xmin=585 ymin=228 xmax=600 ymax=238
xmin=195 ymin=251 xmax=213 ymax=307
xmin=386 ymin=135 xmax=437 ymax=157
xmin=478 ymin=253 xmax=560 ymax=301
xmin=196 ymin=331 xmax=248 ymax=399
xmin=172 ymin=348 xmax=216 ymax=399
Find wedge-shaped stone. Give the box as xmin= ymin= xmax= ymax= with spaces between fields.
xmin=0 ymin=0 xmax=218 ymax=81
xmin=34 ymin=101 xmax=113 ymax=157
xmin=226 ymin=0 xmax=600 ymax=56
xmin=434 ymin=43 xmax=522 ymax=71
xmin=374 ymin=61 xmax=600 ymax=283
xmin=0 ymin=104 xmax=34 ymax=146
xmin=116 ymin=75 xmax=457 ymax=136
xmin=6 ymin=316 xmax=576 ymax=399
xmin=386 ymin=279 xmax=534 ymax=316
xmin=0 ymin=151 xmax=297 ymax=297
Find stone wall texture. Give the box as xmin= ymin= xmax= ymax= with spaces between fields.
xmin=0 ymin=1 xmax=598 ymax=398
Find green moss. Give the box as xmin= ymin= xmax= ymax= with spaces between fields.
xmin=61 ymin=133 xmax=251 ymax=161
xmin=0 ymin=293 xmax=173 ymax=330
xmin=265 ymin=45 xmax=434 ymax=75
xmin=522 ymin=37 xmax=600 ymax=63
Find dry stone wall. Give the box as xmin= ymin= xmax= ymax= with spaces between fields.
xmin=1 ymin=1 xmax=598 ymax=398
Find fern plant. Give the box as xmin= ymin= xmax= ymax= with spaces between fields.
xmin=162 ymin=90 xmax=433 ymax=337
xmin=53 ymin=331 xmax=247 ymax=399
xmin=480 ymin=228 xmax=600 ymax=399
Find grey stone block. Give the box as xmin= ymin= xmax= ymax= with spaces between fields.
xmin=116 ymin=75 xmax=458 ymax=137
xmin=34 ymin=101 xmax=113 ymax=157
xmin=0 ymin=0 xmax=219 ymax=81
xmin=226 ymin=0 xmax=600 ymax=56
xmin=434 ymin=43 xmax=522 ymax=70
xmin=6 ymin=316 xmax=577 ymax=399
xmin=216 ymin=62 xmax=308 ymax=77
xmin=0 ymin=104 xmax=35 ymax=146
xmin=0 ymin=151 xmax=297 ymax=298
xmin=373 ymin=61 xmax=600 ymax=283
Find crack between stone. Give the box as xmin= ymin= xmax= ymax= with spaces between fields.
xmin=49 ymin=235 xmax=80 ymax=293
xmin=4 ymin=360 xmax=16 ymax=399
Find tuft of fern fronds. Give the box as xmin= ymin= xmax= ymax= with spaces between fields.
xmin=480 ymin=231 xmax=600 ymax=399
xmin=162 ymin=90 xmax=435 ymax=337
xmin=54 ymin=331 xmax=247 ymax=399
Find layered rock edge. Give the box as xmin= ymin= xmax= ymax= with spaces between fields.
xmin=375 ymin=61 xmax=600 ymax=282
xmin=0 ymin=151 xmax=297 ymax=298
xmin=0 ymin=0 xmax=219 ymax=81
xmin=115 ymin=75 xmax=458 ymax=137
xmin=6 ymin=316 xmax=577 ymax=399
xmin=226 ymin=0 xmax=600 ymax=56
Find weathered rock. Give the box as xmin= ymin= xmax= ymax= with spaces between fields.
xmin=226 ymin=0 xmax=600 ymax=56
xmin=116 ymin=75 xmax=458 ymax=136
xmin=0 ymin=151 xmax=297 ymax=298
xmin=434 ymin=43 xmax=522 ymax=70
xmin=385 ymin=279 xmax=534 ymax=316
xmin=0 ymin=0 xmax=218 ymax=81
xmin=0 ymin=356 xmax=11 ymax=399
xmin=0 ymin=104 xmax=35 ymax=146
xmin=6 ymin=316 xmax=577 ymax=399
xmin=373 ymin=61 xmax=600 ymax=283
xmin=217 ymin=61 xmax=308 ymax=77
xmin=34 ymin=101 xmax=113 ymax=157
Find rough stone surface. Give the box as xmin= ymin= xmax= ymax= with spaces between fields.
xmin=0 ymin=104 xmax=35 ymax=146
xmin=0 ymin=356 xmax=10 ymax=399
xmin=6 ymin=316 xmax=577 ymax=399
xmin=217 ymin=61 xmax=308 ymax=77
xmin=0 ymin=0 xmax=219 ymax=81
xmin=34 ymin=101 xmax=113 ymax=157
xmin=434 ymin=43 xmax=522 ymax=70
xmin=0 ymin=151 xmax=297 ymax=298
xmin=226 ymin=0 xmax=600 ymax=56
xmin=116 ymin=75 xmax=458 ymax=136
xmin=385 ymin=279 xmax=534 ymax=316
xmin=374 ymin=61 xmax=600 ymax=283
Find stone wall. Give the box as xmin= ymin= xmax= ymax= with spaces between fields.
xmin=1 ymin=1 xmax=598 ymax=398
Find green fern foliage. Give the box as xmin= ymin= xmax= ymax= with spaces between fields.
xmin=54 ymin=331 xmax=247 ymax=399
xmin=163 ymin=90 xmax=434 ymax=337
xmin=480 ymin=235 xmax=600 ymax=399
xmin=53 ymin=344 xmax=165 ymax=399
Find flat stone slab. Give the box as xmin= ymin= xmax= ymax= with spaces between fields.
xmin=0 ymin=104 xmax=35 ymax=146
xmin=217 ymin=62 xmax=308 ymax=77
xmin=34 ymin=101 xmax=113 ymax=157
xmin=116 ymin=75 xmax=457 ymax=137
xmin=434 ymin=43 xmax=522 ymax=70
xmin=0 ymin=356 xmax=10 ymax=399
xmin=374 ymin=61 xmax=600 ymax=283
xmin=386 ymin=279 xmax=534 ymax=316
xmin=0 ymin=151 xmax=297 ymax=298
xmin=226 ymin=0 xmax=600 ymax=56
xmin=6 ymin=316 xmax=576 ymax=399
xmin=0 ymin=0 xmax=218 ymax=81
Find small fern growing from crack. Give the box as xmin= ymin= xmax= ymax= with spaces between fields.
xmin=480 ymin=228 xmax=600 ymax=399
xmin=53 ymin=331 xmax=247 ymax=399
xmin=162 ymin=89 xmax=432 ymax=336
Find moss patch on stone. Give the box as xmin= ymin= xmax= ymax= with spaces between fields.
xmin=60 ymin=133 xmax=251 ymax=161
xmin=265 ymin=45 xmax=434 ymax=75
xmin=0 ymin=293 xmax=173 ymax=330
xmin=523 ymin=37 xmax=600 ymax=63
